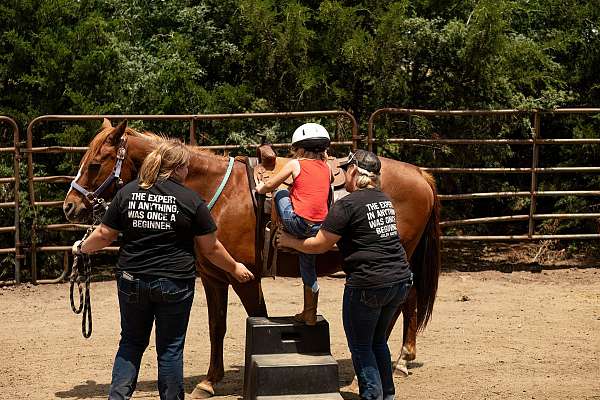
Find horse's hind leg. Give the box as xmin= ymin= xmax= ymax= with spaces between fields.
xmin=191 ymin=273 xmax=229 ymax=399
xmin=231 ymin=279 xmax=268 ymax=317
xmin=383 ymin=286 xmax=417 ymax=377
xmin=401 ymin=287 xmax=418 ymax=363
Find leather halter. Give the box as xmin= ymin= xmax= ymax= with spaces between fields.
xmin=70 ymin=137 xmax=128 ymax=206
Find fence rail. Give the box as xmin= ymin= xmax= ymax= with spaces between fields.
xmin=0 ymin=116 xmax=22 ymax=284
xmin=368 ymin=108 xmax=600 ymax=241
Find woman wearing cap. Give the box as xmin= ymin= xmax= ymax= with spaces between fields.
xmin=72 ymin=139 xmax=254 ymax=400
xmin=256 ymin=123 xmax=332 ymax=326
xmin=278 ymin=149 xmax=412 ymax=400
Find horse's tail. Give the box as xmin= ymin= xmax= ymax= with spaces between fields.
xmin=411 ymin=170 xmax=441 ymax=332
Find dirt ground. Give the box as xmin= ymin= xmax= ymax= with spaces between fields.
xmin=1 ymin=261 xmax=599 ymax=399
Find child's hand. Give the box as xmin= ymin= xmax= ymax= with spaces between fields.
xmin=256 ymin=182 xmax=266 ymax=194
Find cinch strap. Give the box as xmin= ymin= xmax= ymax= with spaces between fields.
xmin=207 ymin=157 xmax=235 ymax=210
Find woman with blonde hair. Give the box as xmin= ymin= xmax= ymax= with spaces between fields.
xmin=73 ymin=138 xmax=253 ymax=400
xmin=279 ymin=150 xmax=412 ymax=400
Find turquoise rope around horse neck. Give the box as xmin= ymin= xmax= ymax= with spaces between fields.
xmin=207 ymin=157 xmax=235 ymax=210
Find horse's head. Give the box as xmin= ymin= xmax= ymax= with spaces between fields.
xmin=63 ymin=119 xmax=138 ymax=223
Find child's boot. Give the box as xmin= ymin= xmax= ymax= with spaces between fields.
xmin=294 ymin=285 xmax=319 ymax=326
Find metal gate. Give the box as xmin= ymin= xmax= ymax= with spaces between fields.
xmin=0 ymin=116 xmax=22 ymax=284
xmin=25 ymin=111 xmax=358 ymax=283
xmin=368 ymin=108 xmax=600 ymax=241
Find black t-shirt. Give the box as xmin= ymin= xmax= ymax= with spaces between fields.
xmin=102 ymin=178 xmax=217 ymax=279
xmin=322 ymin=188 xmax=411 ymax=288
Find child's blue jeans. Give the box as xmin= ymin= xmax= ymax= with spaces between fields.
xmin=274 ymin=189 xmax=321 ymax=289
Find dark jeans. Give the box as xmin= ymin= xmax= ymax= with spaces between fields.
xmin=109 ymin=273 xmax=195 ymax=400
xmin=342 ymin=280 xmax=412 ymax=400
xmin=274 ymin=189 xmax=321 ymax=288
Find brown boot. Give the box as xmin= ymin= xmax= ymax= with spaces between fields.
xmin=294 ymin=285 xmax=319 ymax=326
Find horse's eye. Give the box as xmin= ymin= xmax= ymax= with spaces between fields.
xmin=88 ymin=163 xmax=101 ymax=173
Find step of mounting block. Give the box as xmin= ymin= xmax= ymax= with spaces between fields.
xmin=245 ymin=316 xmax=331 ymax=357
xmin=247 ymin=353 xmax=339 ymax=398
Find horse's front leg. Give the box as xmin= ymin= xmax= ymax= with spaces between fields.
xmin=231 ymin=278 xmax=268 ymax=317
xmin=191 ymin=270 xmax=229 ymax=399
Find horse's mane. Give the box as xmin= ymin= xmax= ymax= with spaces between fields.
xmin=82 ymin=126 xmax=224 ymax=165
xmin=125 ymin=128 xmax=228 ymax=160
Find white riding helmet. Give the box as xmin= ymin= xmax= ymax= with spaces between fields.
xmin=291 ymin=123 xmax=330 ymax=151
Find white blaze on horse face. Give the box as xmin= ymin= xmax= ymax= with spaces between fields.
xmin=66 ymin=165 xmax=84 ymax=198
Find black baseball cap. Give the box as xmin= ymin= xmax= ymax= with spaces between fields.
xmin=339 ymin=149 xmax=381 ymax=174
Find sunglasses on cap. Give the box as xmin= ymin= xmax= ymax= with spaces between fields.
xmin=339 ymin=152 xmax=357 ymax=170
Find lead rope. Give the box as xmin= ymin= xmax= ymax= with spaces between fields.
xmin=69 ymin=199 xmax=108 ymax=339
xmin=69 ymin=227 xmax=93 ymax=338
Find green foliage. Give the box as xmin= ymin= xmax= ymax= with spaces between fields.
xmin=1 ymin=0 xmax=600 ymax=275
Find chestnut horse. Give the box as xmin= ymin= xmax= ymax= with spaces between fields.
xmin=63 ymin=119 xmax=441 ymax=398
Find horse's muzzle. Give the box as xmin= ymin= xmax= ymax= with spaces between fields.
xmin=63 ymin=201 xmax=89 ymax=223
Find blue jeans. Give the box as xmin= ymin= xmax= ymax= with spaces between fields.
xmin=342 ymin=281 xmax=412 ymax=400
xmin=109 ymin=273 xmax=195 ymax=400
xmin=274 ymin=189 xmax=321 ymax=288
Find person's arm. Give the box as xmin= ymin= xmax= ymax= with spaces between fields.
xmin=74 ymin=224 xmax=119 ymax=254
xmin=278 ymin=229 xmax=341 ymax=254
xmin=256 ymin=160 xmax=297 ymax=194
xmin=195 ymin=232 xmax=254 ymax=283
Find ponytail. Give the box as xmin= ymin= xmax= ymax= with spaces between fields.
xmin=139 ymin=151 xmax=163 ymax=189
xmin=355 ymin=166 xmax=380 ymax=190
xmin=138 ymin=140 xmax=190 ymax=189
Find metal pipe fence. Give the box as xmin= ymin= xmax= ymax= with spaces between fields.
xmin=368 ymin=108 xmax=600 ymax=241
xmin=0 ymin=116 xmax=22 ymax=285
xmin=25 ymin=112 xmax=359 ymax=283
xmin=10 ymin=108 xmax=600 ymax=282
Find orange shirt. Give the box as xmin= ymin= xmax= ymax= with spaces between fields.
xmin=290 ymin=159 xmax=330 ymax=222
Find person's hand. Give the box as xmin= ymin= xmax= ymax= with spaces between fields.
xmin=72 ymin=240 xmax=84 ymax=256
xmin=256 ymin=182 xmax=266 ymax=195
xmin=232 ymin=262 xmax=254 ymax=283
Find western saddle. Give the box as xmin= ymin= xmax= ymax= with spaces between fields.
xmin=246 ymin=143 xmax=348 ymax=278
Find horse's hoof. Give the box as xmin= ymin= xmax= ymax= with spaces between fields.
xmin=341 ymin=377 xmax=359 ymax=394
xmin=394 ymin=359 xmax=409 ymax=376
xmin=190 ymin=381 xmax=215 ymax=399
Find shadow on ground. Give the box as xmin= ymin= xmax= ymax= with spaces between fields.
xmin=442 ymin=241 xmax=600 ymax=273
xmin=55 ymin=374 xmax=220 ymax=399
xmin=54 ymin=366 xmax=245 ymax=399
xmin=55 ymin=360 xmax=370 ymax=399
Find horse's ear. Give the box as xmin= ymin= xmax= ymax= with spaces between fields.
xmin=108 ymin=120 xmax=127 ymax=145
xmin=101 ymin=118 xmax=112 ymax=129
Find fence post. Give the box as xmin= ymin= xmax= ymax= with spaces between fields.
xmin=13 ymin=119 xmax=21 ymax=284
xmin=528 ymin=111 xmax=541 ymax=238
xmin=0 ymin=117 xmax=22 ymax=284
xmin=190 ymin=118 xmax=197 ymax=145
